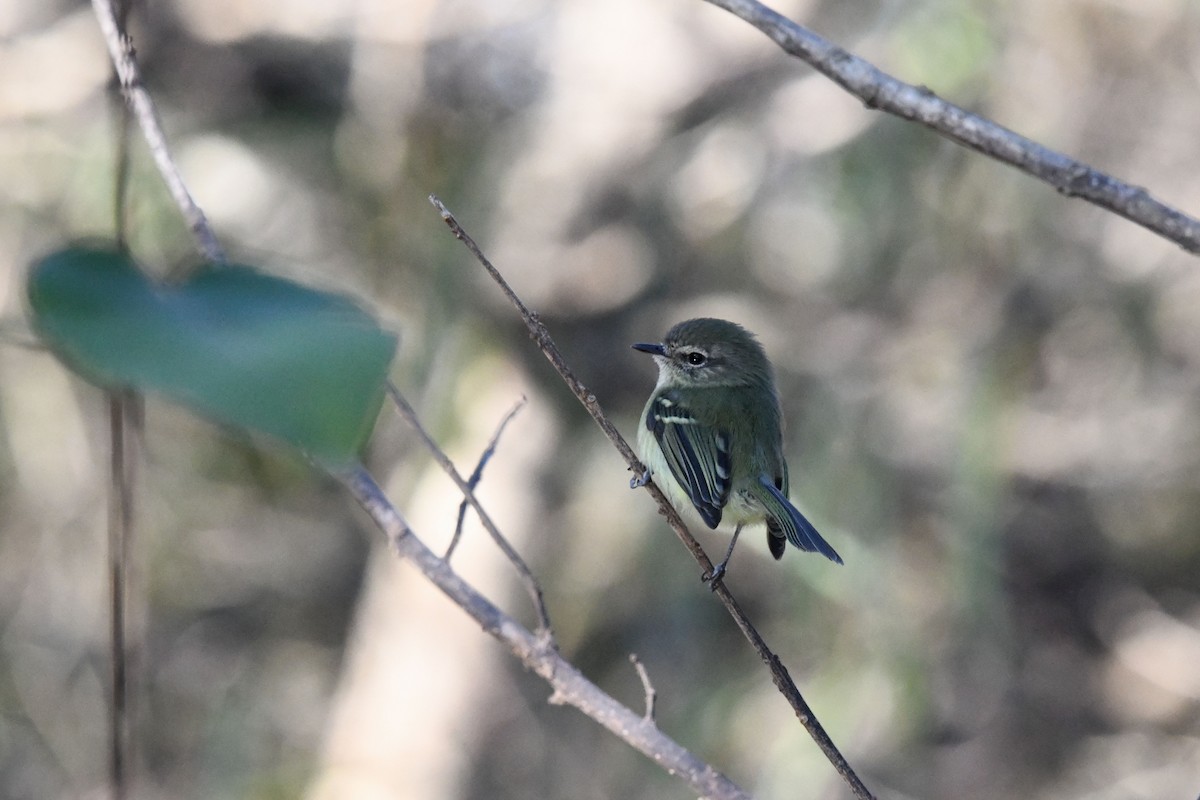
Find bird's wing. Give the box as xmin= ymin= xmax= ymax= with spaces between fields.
xmin=645 ymin=390 xmax=732 ymax=529
xmin=757 ymin=476 xmax=843 ymax=564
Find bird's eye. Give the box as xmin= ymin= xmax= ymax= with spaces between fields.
xmin=686 ymin=351 xmax=707 ymax=366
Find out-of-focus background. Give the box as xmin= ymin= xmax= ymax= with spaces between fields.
xmin=2 ymin=0 xmax=1200 ymax=798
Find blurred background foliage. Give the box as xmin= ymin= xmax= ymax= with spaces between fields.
xmin=1 ymin=0 xmax=1199 ymax=798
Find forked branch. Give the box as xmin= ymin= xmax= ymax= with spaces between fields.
xmin=448 ymin=396 xmax=527 ymax=561
xmin=387 ymin=384 xmax=553 ymax=637
xmin=429 ymin=195 xmax=877 ymax=800
xmin=339 ymin=466 xmax=751 ymax=800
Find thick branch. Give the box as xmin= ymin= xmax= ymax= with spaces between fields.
xmin=430 ymin=196 xmax=877 ymax=800
xmin=338 ymin=466 xmax=751 ymax=800
xmin=702 ymin=0 xmax=1200 ymax=255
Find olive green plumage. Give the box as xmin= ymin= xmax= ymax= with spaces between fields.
xmin=632 ymin=318 xmax=841 ymax=579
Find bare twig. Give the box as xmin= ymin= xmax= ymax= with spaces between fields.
xmin=106 ymin=4 xmax=137 ymax=796
xmin=629 ymin=654 xmax=657 ymax=724
xmin=429 ymin=196 xmax=877 ymax=800
xmin=110 ymin=0 xmax=133 ymax=254
xmin=387 ymin=384 xmax=553 ymax=638
xmin=339 ymin=465 xmax=751 ymax=800
xmin=701 ymin=0 xmax=1200 ymax=255
xmin=447 ymin=396 xmax=527 ymax=561
xmin=427 ymin=198 xmax=656 ymax=487
xmin=90 ymin=0 xmax=226 ymax=264
xmin=113 ymin=119 xmax=132 ymax=251
xmin=105 ymin=391 xmax=140 ymax=796
xmin=106 ymin=393 xmax=134 ymax=800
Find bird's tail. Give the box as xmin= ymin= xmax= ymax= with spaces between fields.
xmin=756 ymin=475 xmax=843 ymax=565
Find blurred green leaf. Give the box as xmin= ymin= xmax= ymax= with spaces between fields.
xmin=27 ymin=246 xmax=397 ymax=466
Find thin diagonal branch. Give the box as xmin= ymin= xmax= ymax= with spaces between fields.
xmin=702 ymin=0 xmax=1200 ymax=255
xmin=338 ymin=465 xmax=751 ymax=800
xmin=448 ymin=396 xmax=527 ymax=561
xmin=427 ymin=197 xmax=653 ymax=485
xmin=429 ymin=195 xmax=876 ymax=800
xmin=90 ymin=0 xmax=226 ymax=264
xmin=388 ymin=383 xmax=553 ymax=638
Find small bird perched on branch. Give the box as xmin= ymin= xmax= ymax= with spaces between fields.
xmin=631 ymin=318 xmax=842 ymax=585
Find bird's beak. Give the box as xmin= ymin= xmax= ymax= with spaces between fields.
xmin=632 ymin=342 xmax=666 ymax=356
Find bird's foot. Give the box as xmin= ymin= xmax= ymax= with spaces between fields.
xmin=701 ymin=525 xmax=740 ymax=591
xmin=629 ymin=469 xmax=651 ymax=489
xmin=701 ymin=561 xmax=728 ymax=591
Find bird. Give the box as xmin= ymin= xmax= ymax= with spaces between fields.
xmin=631 ymin=317 xmax=842 ymax=585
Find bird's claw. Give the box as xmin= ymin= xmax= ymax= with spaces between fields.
xmin=701 ymin=563 xmax=727 ymax=591
xmin=629 ymin=469 xmax=651 ymax=489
